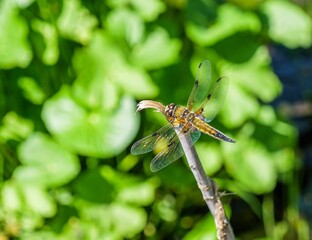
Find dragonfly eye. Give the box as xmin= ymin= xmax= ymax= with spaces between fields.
xmin=165 ymin=103 xmax=176 ymax=117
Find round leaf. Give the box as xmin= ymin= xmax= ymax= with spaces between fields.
xmin=262 ymin=0 xmax=312 ymax=48
xmin=42 ymin=86 xmax=140 ymax=158
xmin=132 ymin=28 xmax=181 ymax=69
xmin=16 ymin=132 xmax=80 ymax=187
xmin=0 ymin=0 xmax=32 ymax=68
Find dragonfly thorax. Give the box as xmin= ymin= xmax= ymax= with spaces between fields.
xmin=165 ymin=103 xmax=196 ymax=122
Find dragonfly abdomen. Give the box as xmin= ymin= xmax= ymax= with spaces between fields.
xmin=191 ymin=117 xmax=235 ymax=143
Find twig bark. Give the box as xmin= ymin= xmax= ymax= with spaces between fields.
xmin=176 ymin=131 xmax=235 ymax=240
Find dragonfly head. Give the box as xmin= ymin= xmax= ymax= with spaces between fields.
xmin=165 ymin=103 xmax=176 ymax=117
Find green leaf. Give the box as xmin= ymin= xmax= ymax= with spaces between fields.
xmin=2 ymin=181 xmax=22 ymax=211
xmin=75 ymin=201 xmax=147 ymax=238
xmin=31 ymin=20 xmax=59 ymax=65
xmin=221 ymin=83 xmax=259 ymax=128
xmin=196 ymin=142 xmax=223 ymax=176
xmin=212 ymin=31 xmax=260 ymax=63
xmin=0 ymin=111 xmax=34 ymax=142
xmin=186 ymin=0 xmax=218 ymax=27
xmin=223 ymin=140 xmax=277 ymax=194
xmin=105 ymin=8 xmax=144 ymax=46
xmin=23 ymin=185 xmax=56 ymax=217
xmin=2 ymin=180 xmax=56 ymax=218
xmin=109 ymin=203 xmax=147 ymax=237
xmin=42 ymin=86 xmax=140 ymax=158
xmin=223 ymin=46 xmax=282 ymax=103
xmin=74 ymin=169 xmax=115 ymax=203
xmin=72 ymin=31 xmax=158 ymax=101
xmin=113 ymin=62 xmax=160 ymax=98
xmin=16 ymin=132 xmax=80 ymax=187
xmin=262 ymin=0 xmax=312 ymax=48
xmin=57 ymin=0 xmax=98 ymax=44
xmin=106 ymin=0 xmax=166 ymax=21
xmin=18 ymin=77 xmax=46 ymax=105
xmin=130 ymin=0 xmax=166 ymax=21
xmin=20 ymin=231 xmax=58 ymax=240
xmin=99 ymin=165 xmax=156 ymax=205
xmin=186 ymin=3 xmax=261 ymax=46
xmin=116 ymin=180 xmax=155 ymax=206
xmin=132 ymin=27 xmax=182 ymax=69
xmin=0 ymin=0 xmax=32 ymax=68
xmin=184 ymin=215 xmax=218 ymax=240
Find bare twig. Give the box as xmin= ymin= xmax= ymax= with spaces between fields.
xmin=135 ymin=100 xmax=235 ymax=239
xmin=176 ymin=131 xmax=235 ymax=240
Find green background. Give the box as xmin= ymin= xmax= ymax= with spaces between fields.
xmin=0 ymin=0 xmax=311 ymax=239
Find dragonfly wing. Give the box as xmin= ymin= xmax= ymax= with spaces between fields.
xmin=190 ymin=129 xmax=201 ymax=143
xmin=187 ymin=60 xmax=212 ymax=111
xmin=197 ymin=76 xmax=229 ymax=123
xmin=150 ymin=129 xmax=201 ymax=172
xmin=131 ymin=124 xmax=176 ymax=155
xmin=150 ymin=135 xmax=184 ymax=172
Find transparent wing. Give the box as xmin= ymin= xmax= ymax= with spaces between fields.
xmin=187 ymin=60 xmax=212 ymax=111
xmin=150 ymin=129 xmax=201 ymax=172
xmin=131 ymin=124 xmax=176 ymax=155
xmin=195 ymin=76 xmax=229 ymax=123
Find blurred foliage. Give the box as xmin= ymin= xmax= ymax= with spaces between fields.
xmin=0 ymin=0 xmax=311 ymax=239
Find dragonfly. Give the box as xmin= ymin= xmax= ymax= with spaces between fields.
xmin=131 ymin=60 xmax=235 ymax=172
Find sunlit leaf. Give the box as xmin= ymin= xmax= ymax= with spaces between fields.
xmin=114 ymin=63 xmax=160 ymax=98
xmin=0 ymin=0 xmax=32 ymax=68
xmin=75 ymin=201 xmax=147 ymax=238
xmin=23 ymin=185 xmax=56 ymax=217
xmin=262 ymin=0 xmax=312 ymax=48
xmin=132 ymin=28 xmax=182 ymax=69
xmin=106 ymin=0 xmax=166 ymax=21
xmin=221 ymin=83 xmax=259 ymax=128
xmin=186 ymin=3 xmax=261 ymax=46
xmin=99 ymin=165 xmax=156 ymax=205
xmin=110 ymin=203 xmax=147 ymax=237
xmin=256 ymin=105 xmax=277 ymax=126
xmin=184 ymin=214 xmax=218 ymax=240
xmin=197 ymin=141 xmax=224 ymax=176
xmin=2 ymin=181 xmax=22 ymax=211
xmin=118 ymin=154 xmax=140 ymax=171
xmin=18 ymin=77 xmax=46 ymax=105
xmin=31 ymin=20 xmax=59 ymax=65
xmin=15 ymin=0 xmax=35 ymax=8
xmin=15 ymin=132 xmax=80 ymax=187
xmin=57 ymin=0 xmax=98 ymax=44
xmin=42 ymin=86 xmax=140 ymax=158
xmin=130 ymin=0 xmax=166 ymax=21
xmin=72 ymin=31 xmax=158 ymax=102
xmin=2 ymin=181 xmax=56 ymax=220
xmin=117 ymin=180 xmax=155 ymax=206
xmin=223 ymin=46 xmax=282 ymax=103
xmin=273 ymin=148 xmax=297 ymax=175
xmin=156 ymin=194 xmax=177 ymax=222
xmin=223 ymin=140 xmax=277 ymax=194
xmin=0 ymin=112 xmax=33 ymax=142
xmin=105 ymin=8 xmax=144 ymax=46
xmin=105 ymin=0 xmax=131 ymax=8
xmin=20 ymin=231 xmax=58 ymax=240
